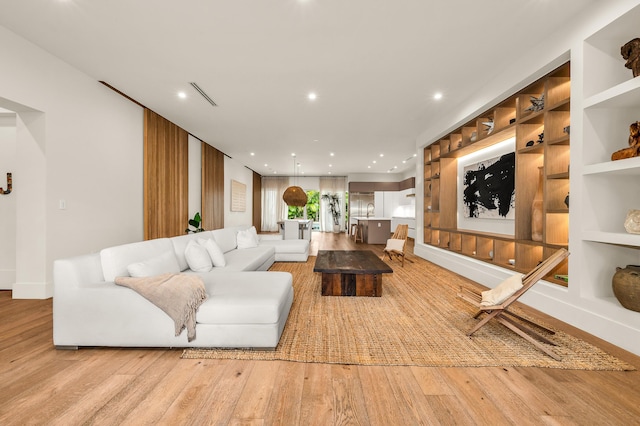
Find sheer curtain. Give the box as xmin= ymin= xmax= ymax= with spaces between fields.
xmin=319 ymin=176 xmax=347 ymax=232
xmin=261 ymin=176 xmax=290 ymax=232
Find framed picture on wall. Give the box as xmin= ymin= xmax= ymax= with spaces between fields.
xmin=231 ymin=179 xmax=246 ymax=212
xmin=457 ymin=137 xmax=516 ymax=236
xmin=462 ymin=152 xmax=515 ymax=220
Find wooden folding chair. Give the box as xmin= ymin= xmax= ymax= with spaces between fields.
xmin=382 ymin=224 xmax=409 ymax=267
xmin=458 ymin=248 xmax=569 ymax=360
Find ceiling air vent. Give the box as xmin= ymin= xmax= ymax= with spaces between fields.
xmin=189 ymin=82 xmax=217 ymax=107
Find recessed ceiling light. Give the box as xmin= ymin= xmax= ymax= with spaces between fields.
xmin=264 ymin=163 xmax=268 ymax=167
xmin=328 ymin=171 xmax=332 ymax=174
xmin=291 ymin=152 xmax=296 ymax=156
xmin=402 ymin=160 xmax=406 ymax=164
xmin=250 ymin=152 xmax=255 ymax=156
xmin=329 ymin=164 xmax=332 ymax=167
xmin=178 ymin=91 xmax=187 ymax=99
xmin=380 ymin=154 xmax=384 ymax=157
xmin=368 ymin=165 xmax=371 ymax=169
xmin=330 ymin=152 xmax=335 ymax=156
xmin=308 ymin=92 xmax=317 ymax=101
xmin=434 ymin=92 xmax=443 ymax=100
xmin=373 ymin=160 xmax=377 ymax=164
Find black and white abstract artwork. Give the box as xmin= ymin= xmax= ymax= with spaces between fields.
xmin=463 ymin=152 xmax=515 ymax=219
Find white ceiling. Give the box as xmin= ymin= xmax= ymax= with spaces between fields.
xmin=0 ymin=0 xmax=597 ymax=177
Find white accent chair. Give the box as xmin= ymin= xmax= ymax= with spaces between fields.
xmin=283 ymin=220 xmax=300 ymax=240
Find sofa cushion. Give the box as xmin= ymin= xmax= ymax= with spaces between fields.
xmin=237 ymin=226 xmax=260 ymax=249
xmin=212 ymin=227 xmax=243 ymax=253
xmin=259 ymin=239 xmax=309 ymax=254
xmin=170 ymin=231 xmax=216 ymax=271
xmin=196 ymin=272 xmax=293 ymax=325
xmin=199 ymin=238 xmax=226 ymax=267
xmin=127 ymin=251 xmax=181 ymax=278
xmin=101 ymin=238 xmax=175 ymax=282
xmin=221 ymin=246 xmax=275 ymax=271
xmin=184 ymin=240 xmax=213 ymax=273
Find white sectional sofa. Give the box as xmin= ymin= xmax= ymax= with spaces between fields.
xmin=53 ymin=225 xmax=309 ymax=349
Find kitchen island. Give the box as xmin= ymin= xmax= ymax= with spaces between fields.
xmin=353 ymin=217 xmax=391 ymax=245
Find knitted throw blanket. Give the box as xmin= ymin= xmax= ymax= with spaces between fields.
xmin=115 ymin=273 xmax=207 ymax=342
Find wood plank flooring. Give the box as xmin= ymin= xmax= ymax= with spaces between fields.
xmin=1 ymin=233 xmax=639 ymax=425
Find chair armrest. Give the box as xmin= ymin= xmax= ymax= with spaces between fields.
xmin=457 ymin=286 xmax=482 ymax=307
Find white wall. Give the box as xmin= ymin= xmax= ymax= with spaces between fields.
xmin=295 ymin=176 xmax=320 ymax=192
xmin=224 ymin=156 xmax=253 ymax=227
xmin=0 ymin=115 xmax=16 ymax=290
xmin=0 ymin=24 xmax=144 ymax=298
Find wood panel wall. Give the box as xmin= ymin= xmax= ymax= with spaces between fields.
xmin=143 ymin=109 xmax=189 ymax=240
xmin=253 ymin=171 xmax=262 ymax=232
xmin=201 ymin=142 xmax=224 ymax=230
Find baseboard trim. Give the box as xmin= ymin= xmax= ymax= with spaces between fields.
xmin=12 ymin=281 xmax=53 ymax=299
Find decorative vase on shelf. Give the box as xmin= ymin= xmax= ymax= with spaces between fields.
xmin=531 ymin=167 xmax=543 ymax=242
xmin=624 ymin=209 xmax=640 ymax=234
xmin=612 ymin=265 xmax=640 ymax=312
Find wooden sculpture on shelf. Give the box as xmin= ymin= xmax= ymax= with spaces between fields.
xmin=0 ymin=172 xmax=11 ymax=195
xmin=621 ymin=38 xmax=640 ymax=77
xmin=611 ymin=121 xmax=640 ymax=161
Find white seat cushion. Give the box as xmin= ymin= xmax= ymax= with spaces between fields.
xmin=481 ymin=274 xmax=523 ymax=306
xmin=197 ymin=272 xmax=293 ymax=325
xmin=259 ymin=239 xmax=309 ymax=254
xmin=385 ymin=238 xmax=405 ymax=252
xmin=222 ymin=246 xmax=275 ymax=271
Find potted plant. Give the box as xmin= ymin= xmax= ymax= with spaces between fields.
xmin=186 ymin=212 xmax=205 ymax=233
xmin=321 ymin=193 xmax=341 ymax=233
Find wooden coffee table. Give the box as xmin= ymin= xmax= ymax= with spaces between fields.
xmin=313 ymin=250 xmax=393 ymax=297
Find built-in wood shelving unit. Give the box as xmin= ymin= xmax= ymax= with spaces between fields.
xmin=423 ymin=62 xmax=571 ymax=285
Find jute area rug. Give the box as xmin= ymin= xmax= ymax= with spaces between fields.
xmin=182 ymin=254 xmax=634 ymax=370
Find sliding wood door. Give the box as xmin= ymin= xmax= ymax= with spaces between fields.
xmin=201 ymin=142 xmax=224 ymax=230
xmin=253 ymin=171 xmax=262 ymax=231
xmin=143 ymin=109 xmax=189 ymax=239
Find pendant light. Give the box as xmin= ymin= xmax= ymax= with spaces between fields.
xmin=283 ymin=154 xmax=307 ymax=207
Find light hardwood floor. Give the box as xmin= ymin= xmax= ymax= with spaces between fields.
xmin=1 ymin=233 xmax=639 ymax=425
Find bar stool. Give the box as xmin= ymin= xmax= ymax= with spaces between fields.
xmin=354 ymin=224 xmax=364 ymax=243
xmin=350 ymin=223 xmax=358 ymax=241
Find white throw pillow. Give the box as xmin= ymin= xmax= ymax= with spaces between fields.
xmin=385 ymin=238 xmax=405 ymax=252
xmin=481 ymin=274 xmax=523 ymax=306
xmin=199 ymin=238 xmax=226 ymax=267
xmin=237 ymin=227 xmax=259 ymax=249
xmin=127 ymin=251 xmax=180 ymax=278
xmin=184 ymin=240 xmax=213 ymax=272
